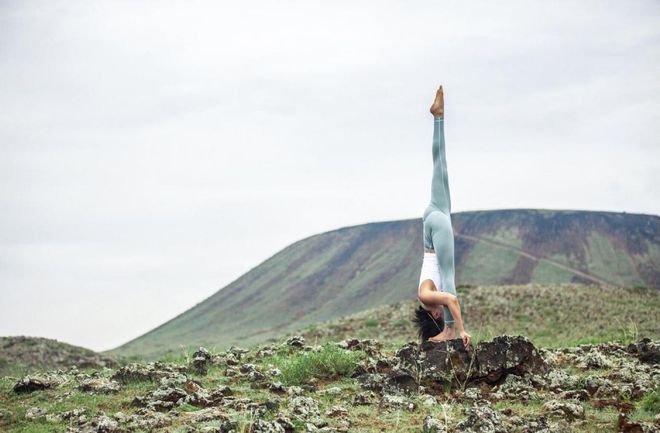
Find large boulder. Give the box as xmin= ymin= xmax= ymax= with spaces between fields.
xmin=394 ymin=335 xmax=549 ymax=391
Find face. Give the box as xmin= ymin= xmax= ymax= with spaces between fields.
xmin=431 ymin=307 xmax=443 ymax=320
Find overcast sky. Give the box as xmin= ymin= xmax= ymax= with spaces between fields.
xmin=1 ymin=1 xmax=659 ymax=352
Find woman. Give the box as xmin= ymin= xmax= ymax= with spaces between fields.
xmin=412 ymin=85 xmax=471 ymax=348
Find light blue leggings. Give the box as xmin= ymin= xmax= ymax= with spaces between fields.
xmin=422 ymin=117 xmax=457 ymax=328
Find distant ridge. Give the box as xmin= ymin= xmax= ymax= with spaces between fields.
xmin=105 ymin=209 xmax=660 ymax=359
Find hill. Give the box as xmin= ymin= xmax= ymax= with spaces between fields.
xmin=106 ymin=209 xmax=660 ymax=359
xmin=0 ymin=336 xmax=117 ymax=377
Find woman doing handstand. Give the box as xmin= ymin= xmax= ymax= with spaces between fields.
xmin=413 ymin=85 xmax=471 ymax=348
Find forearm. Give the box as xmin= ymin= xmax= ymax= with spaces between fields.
xmin=446 ymin=298 xmax=465 ymax=332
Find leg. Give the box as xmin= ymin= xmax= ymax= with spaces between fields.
xmin=430 ymin=117 xmax=451 ymax=215
xmin=428 ymin=210 xmax=457 ymax=327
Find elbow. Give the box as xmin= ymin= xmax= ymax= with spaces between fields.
xmin=448 ymin=294 xmax=458 ymax=305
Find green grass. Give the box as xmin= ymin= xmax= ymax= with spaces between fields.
xmin=270 ymin=343 xmax=365 ymax=386
xmin=641 ymin=389 xmax=660 ymax=413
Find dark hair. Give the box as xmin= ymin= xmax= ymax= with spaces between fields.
xmin=412 ymin=305 xmax=444 ymax=342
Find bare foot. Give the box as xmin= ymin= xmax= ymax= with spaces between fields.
xmin=428 ymin=326 xmax=454 ymax=343
xmin=430 ymin=85 xmax=444 ymax=118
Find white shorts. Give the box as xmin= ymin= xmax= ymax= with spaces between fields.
xmin=418 ymin=252 xmax=443 ymax=309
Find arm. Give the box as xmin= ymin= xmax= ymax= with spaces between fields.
xmin=418 ymin=291 xmax=464 ymax=330
xmin=418 ymin=289 xmax=471 ymax=347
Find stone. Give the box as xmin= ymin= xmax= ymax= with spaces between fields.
xmin=353 ymin=391 xmax=377 ymax=405
xmin=25 ymin=406 xmax=48 ymax=420
xmin=78 ymin=378 xmax=121 ymax=394
xmin=191 ymin=347 xmax=212 ymax=375
xmin=110 ymin=362 xmax=187 ymax=384
xmin=13 ymin=374 xmax=60 ymax=393
xmin=290 ymin=396 xmax=320 ymax=418
xmin=404 ymin=335 xmax=548 ymax=389
xmin=627 ymin=338 xmax=660 ymax=364
xmin=542 ymin=399 xmax=585 ymax=421
xmin=455 ymin=401 xmax=505 ymax=433
xmin=383 ymin=369 xmax=418 ymax=396
xmin=378 ymin=393 xmax=416 ymax=411
xmin=422 ymin=415 xmax=448 ymax=433
xmin=285 ymin=335 xmax=305 ymax=347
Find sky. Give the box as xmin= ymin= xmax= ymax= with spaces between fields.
xmin=1 ymin=1 xmax=659 ymax=352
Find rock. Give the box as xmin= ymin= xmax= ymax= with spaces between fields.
xmin=462 ymin=387 xmax=481 ymax=401
xmin=316 ymin=386 xmax=342 ymax=396
xmin=383 ymin=369 xmax=418 ymax=396
xmin=287 ymin=385 xmax=305 ymax=396
xmin=225 ymin=352 xmax=240 ymax=366
xmin=353 ymin=391 xmax=377 ymax=405
xmin=627 ymin=338 xmax=660 ymax=364
xmin=378 ymin=393 xmax=416 ymax=411
xmin=354 ymin=372 xmax=386 ymax=392
xmin=192 ymin=347 xmax=212 ymax=375
xmin=324 ymin=406 xmax=348 ymax=417
xmin=239 ymin=363 xmax=268 ymax=383
xmin=419 ymin=394 xmax=438 ymax=407
xmin=125 ymin=410 xmax=172 ymax=431
xmin=255 ymin=345 xmax=278 ymax=358
xmin=491 ymin=374 xmax=538 ymax=401
xmin=409 ymin=335 xmax=548 ymax=389
xmin=395 ymin=341 xmax=420 ymax=369
xmin=543 ymin=368 xmax=580 ymax=392
xmin=78 ymin=378 xmax=120 ymax=394
xmin=110 ymin=362 xmax=187 ymax=384
xmin=290 ymin=396 xmax=320 ymax=419
xmin=578 ymin=348 xmax=613 ymax=369
xmin=618 ymin=413 xmax=644 ymax=433
xmin=95 ymin=414 xmax=119 ymax=433
xmin=455 ymin=401 xmax=505 ymax=433
xmin=269 ymin=381 xmax=286 ymax=394
xmin=285 ymin=336 xmax=305 ymax=348
xmin=132 ymin=381 xmax=200 ymax=411
xmin=336 ymin=338 xmax=382 ymax=356
xmin=13 ymin=374 xmax=61 ymax=393
xmin=558 ymin=389 xmax=590 ymax=401
xmin=474 ymin=336 xmax=549 ymax=383
xmin=422 ymin=415 xmax=447 ymax=433
xmin=542 ymin=399 xmax=585 ymax=421
xmin=25 ymin=406 xmax=48 ymax=420
xmin=252 ymin=418 xmax=286 ymax=433
xmin=275 ymin=414 xmax=296 ymax=432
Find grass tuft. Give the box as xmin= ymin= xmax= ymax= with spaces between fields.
xmin=641 ymin=389 xmax=660 ymax=413
xmin=272 ymin=343 xmax=364 ymax=386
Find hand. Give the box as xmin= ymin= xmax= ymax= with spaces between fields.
xmin=459 ymin=330 xmax=472 ymax=348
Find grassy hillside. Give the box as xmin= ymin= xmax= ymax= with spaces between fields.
xmin=0 ymin=336 xmax=117 ymax=377
xmin=295 ymin=283 xmax=660 ymax=350
xmin=106 ymin=209 xmax=660 ymax=359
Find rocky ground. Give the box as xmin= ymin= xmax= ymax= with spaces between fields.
xmin=1 ymin=334 xmax=659 ymax=432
